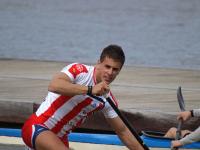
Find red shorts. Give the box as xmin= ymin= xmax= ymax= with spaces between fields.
xmin=21 ymin=114 xmax=69 ymax=149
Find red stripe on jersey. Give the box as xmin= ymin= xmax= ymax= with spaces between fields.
xmin=69 ymin=103 xmax=104 ymax=133
xmin=52 ymin=97 xmax=93 ymax=134
xmin=37 ymin=95 xmax=71 ymax=123
xmin=110 ymin=92 xmax=118 ymax=107
xmin=70 ymin=102 xmax=104 ymax=132
xmin=87 ymin=102 xmax=104 ymax=116
xmin=68 ymin=64 xmax=88 ymax=78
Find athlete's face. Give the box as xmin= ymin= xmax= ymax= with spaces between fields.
xmin=96 ymin=57 xmax=122 ymax=84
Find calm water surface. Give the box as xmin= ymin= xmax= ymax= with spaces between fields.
xmin=0 ymin=0 xmax=200 ymax=70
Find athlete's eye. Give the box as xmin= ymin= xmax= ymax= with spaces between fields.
xmin=105 ymin=64 xmax=111 ymax=69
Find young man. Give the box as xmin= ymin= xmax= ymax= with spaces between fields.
xmin=22 ymin=44 xmax=144 ymax=150
xmin=171 ymin=109 xmax=200 ymax=148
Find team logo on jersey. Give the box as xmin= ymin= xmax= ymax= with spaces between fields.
xmin=69 ymin=64 xmax=88 ymax=78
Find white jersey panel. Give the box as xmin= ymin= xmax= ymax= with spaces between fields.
xmin=36 ymin=92 xmax=60 ymax=116
xmin=61 ymin=63 xmax=93 ymax=86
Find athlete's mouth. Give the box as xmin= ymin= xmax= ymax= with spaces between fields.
xmin=104 ymin=76 xmax=112 ymax=83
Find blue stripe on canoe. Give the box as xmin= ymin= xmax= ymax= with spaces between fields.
xmin=0 ymin=128 xmax=21 ymax=137
xmin=69 ymin=132 xmax=123 ymax=145
xmin=0 ymin=128 xmax=123 ymax=145
xmin=0 ymin=128 xmax=200 ymax=149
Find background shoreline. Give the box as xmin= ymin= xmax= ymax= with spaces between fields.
xmin=0 ymin=59 xmax=200 ymax=133
xmin=1 ymin=57 xmax=200 ymax=71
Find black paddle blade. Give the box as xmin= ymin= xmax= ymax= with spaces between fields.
xmin=177 ymin=86 xmax=186 ymax=111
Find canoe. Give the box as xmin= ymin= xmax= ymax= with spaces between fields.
xmin=0 ymin=136 xmax=127 ymax=150
xmin=0 ymin=136 xmax=169 ymax=150
xmin=0 ymin=128 xmax=199 ymax=149
xmin=0 ymin=129 xmax=164 ymax=150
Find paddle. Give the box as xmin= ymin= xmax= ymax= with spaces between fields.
xmin=90 ymin=94 xmax=149 ymax=150
xmin=105 ymin=97 xmax=150 ymax=150
xmin=177 ymin=86 xmax=186 ymax=112
xmin=172 ymin=86 xmax=186 ymax=150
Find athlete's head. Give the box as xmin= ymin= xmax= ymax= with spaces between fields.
xmin=96 ymin=44 xmax=125 ymax=84
xmin=100 ymin=44 xmax=125 ymax=68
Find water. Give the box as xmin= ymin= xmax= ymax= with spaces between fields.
xmin=0 ymin=0 xmax=200 ymax=70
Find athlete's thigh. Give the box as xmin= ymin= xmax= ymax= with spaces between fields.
xmin=35 ymin=130 xmax=69 ymax=150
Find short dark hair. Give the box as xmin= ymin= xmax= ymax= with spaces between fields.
xmin=100 ymin=44 xmax=125 ymax=67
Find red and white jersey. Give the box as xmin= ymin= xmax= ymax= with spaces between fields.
xmin=35 ymin=63 xmax=118 ymax=138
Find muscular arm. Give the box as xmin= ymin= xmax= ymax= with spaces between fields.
xmin=48 ymin=72 xmax=110 ymax=96
xmin=48 ymin=72 xmax=88 ymax=96
xmin=106 ymin=117 xmax=144 ymax=150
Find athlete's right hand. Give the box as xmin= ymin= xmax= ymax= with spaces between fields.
xmin=92 ymin=82 xmax=110 ymax=96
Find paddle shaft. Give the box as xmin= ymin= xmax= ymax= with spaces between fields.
xmin=172 ymin=86 xmax=186 ymax=150
xmin=175 ymin=120 xmax=182 ymax=140
xmin=171 ymin=120 xmax=183 ymax=150
xmin=106 ymin=97 xmax=150 ymax=150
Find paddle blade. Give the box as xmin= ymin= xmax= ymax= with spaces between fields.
xmin=177 ymin=86 xmax=186 ymax=111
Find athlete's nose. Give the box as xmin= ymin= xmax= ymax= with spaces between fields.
xmin=107 ymin=68 xmax=113 ymax=75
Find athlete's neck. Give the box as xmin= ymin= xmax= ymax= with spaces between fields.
xmin=94 ymin=66 xmax=101 ymax=84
